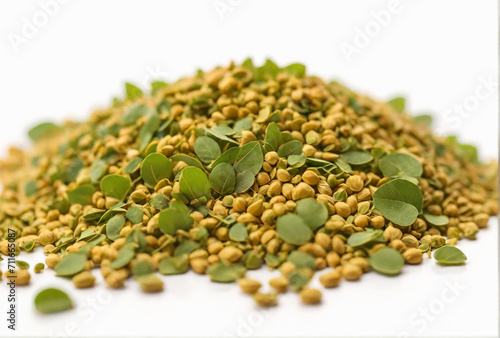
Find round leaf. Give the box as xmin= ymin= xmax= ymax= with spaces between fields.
xmin=68 ymin=185 xmax=95 ymax=206
xmin=340 ymin=151 xmax=373 ymax=165
xmin=111 ymin=245 xmax=136 ymax=269
xmin=373 ymin=178 xmax=423 ymax=226
xmin=106 ymin=214 xmax=126 ymax=241
xmin=229 ymin=223 xmax=248 ymax=242
xmin=433 ymin=245 xmax=467 ymax=265
xmin=209 ymin=163 xmax=236 ymax=195
xmin=55 ymin=253 xmax=87 ymax=277
xmin=233 ymin=170 xmax=255 ymax=194
xmin=276 ymin=214 xmax=312 ymax=245
xmin=35 ymin=288 xmax=73 ymax=314
xmin=140 ymin=153 xmax=173 ymax=187
xmin=424 ymin=214 xmax=449 ymax=226
xmin=277 ymin=140 xmax=303 ymax=157
xmin=379 ymin=153 xmax=423 ymax=179
xmin=347 ymin=230 xmax=384 ymax=247
xmin=295 ymin=198 xmax=328 ymax=230
xmin=233 ymin=141 xmax=264 ymax=175
xmin=194 ymin=136 xmax=221 ymax=163
xmin=179 ymin=167 xmax=211 ymax=203
xmin=100 ymin=175 xmax=131 ymax=201
xmin=158 ymin=200 xmax=194 ymax=235
xmin=369 ymin=247 xmax=405 ymax=276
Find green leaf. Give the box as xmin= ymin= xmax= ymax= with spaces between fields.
xmin=379 ymin=153 xmax=423 ymax=179
xmin=387 ymin=97 xmax=405 ymax=112
xmin=111 ymin=244 xmax=136 ymax=269
xmin=125 ymin=82 xmax=143 ymax=100
xmin=55 ymin=253 xmax=87 ymax=277
xmin=433 ymin=245 xmax=467 ymax=265
xmin=287 ymin=251 xmax=315 ymax=269
xmin=277 ymin=140 xmax=303 ymax=157
xmin=287 ymin=268 xmax=312 ymax=292
xmin=413 ymin=114 xmax=433 ymax=127
xmin=347 ymin=229 xmax=384 ymax=247
xmin=100 ymin=175 xmax=131 ymax=201
xmin=209 ymin=163 xmax=236 ymax=195
xmin=373 ymin=178 xmax=423 ymax=226
xmin=424 ymin=214 xmax=449 ymax=226
xmin=288 ymin=154 xmax=307 ymax=168
xmin=90 ymin=160 xmax=107 ymax=183
xmin=174 ymin=241 xmax=198 ymax=257
xmin=126 ymin=206 xmax=143 ymax=224
xmin=28 ymin=122 xmax=60 ymax=142
xmin=132 ymin=261 xmax=155 ymax=276
xmin=63 ymin=158 xmax=84 ymax=183
xmin=212 ymin=147 xmax=239 ymax=168
xmin=68 ymin=185 xmax=95 ymax=206
xmin=229 ymin=223 xmax=248 ymax=242
xmin=123 ymin=104 xmax=153 ymax=125
xmin=264 ymin=122 xmax=283 ymax=152
xmin=207 ymin=263 xmax=246 ymax=283
xmin=194 ymin=136 xmax=221 ymax=164
xmin=295 ymin=198 xmax=328 ymax=230
xmin=16 ymin=260 xmax=29 ymax=269
xmin=140 ymin=153 xmax=173 ymax=188
xmin=340 ymin=151 xmax=373 ymax=165
xmin=158 ymin=200 xmax=194 ymax=235
xmin=282 ymin=63 xmax=306 ymax=77
xmin=138 ymin=113 xmax=160 ymax=152
xmin=233 ymin=117 xmax=253 ymax=134
xmin=204 ymin=127 xmax=239 ymax=145
xmin=106 ymin=215 xmax=126 ymax=241
xmin=170 ymin=154 xmax=206 ymax=172
xmin=233 ymin=170 xmax=255 ymax=194
xmin=276 ymin=214 xmax=312 ymax=245
xmin=233 ymin=141 xmax=264 ymax=175
xmin=158 ymin=254 xmax=189 ymax=275
xmin=24 ymin=180 xmax=37 ymax=197
xmin=369 ymin=247 xmax=405 ymax=276
xmin=151 ymin=81 xmax=168 ymax=95
xmin=34 ymin=263 xmax=45 ymax=273
xmin=179 ymin=167 xmax=211 ymax=203
xmin=150 ymin=194 xmax=169 ymax=210
xmin=458 ymin=144 xmax=478 ymax=163
xmin=34 ymin=288 xmax=73 ymax=314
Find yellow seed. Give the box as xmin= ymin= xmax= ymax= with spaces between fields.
xmin=302 ymin=171 xmax=319 ymax=185
xmin=72 ymin=271 xmax=96 ymax=288
xmin=349 ymin=257 xmax=370 ymax=272
xmin=403 ymin=248 xmax=423 ymax=264
xmin=276 ymin=169 xmax=291 ymax=182
xmin=335 ymin=202 xmax=351 ymax=218
xmin=253 ymin=292 xmax=278 ymax=307
xmin=238 ymin=278 xmax=262 ymax=294
xmin=137 ymin=274 xmax=164 ymax=293
xmin=292 ymin=183 xmax=315 ymax=200
xmin=370 ymin=216 xmax=385 ymax=229
xmin=342 ymin=263 xmax=362 ymax=281
xmin=269 ymin=276 xmax=289 ymax=293
xmin=332 ymin=235 xmax=345 ymax=255
xmin=326 ymin=251 xmax=340 ymax=267
xmin=384 ymin=226 xmax=402 ymax=241
xmin=218 ymin=246 xmax=243 ymax=263
xmin=346 ymin=175 xmax=364 ymax=192
xmin=45 ymin=253 xmax=62 ymax=269
xmin=279 ymin=261 xmax=296 ymax=276
xmin=319 ymin=269 xmax=341 ymax=288
xmin=299 ymin=288 xmax=322 ymax=304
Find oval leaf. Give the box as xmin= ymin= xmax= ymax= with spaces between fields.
xmin=233 ymin=141 xmax=263 ymax=175
xmin=194 ymin=136 xmax=221 ymax=163
xmin=100 ymin=175 xmax=131 ymax=201
xmin=347 ymin=229 xmax=384 ymax=247
xmin=424 ymin=214 xmax=449 ymax=226
xmin=229 ymin=223 xmax=248 ymax=242
xmin=379 ymin=153 xmax=423 ymax=179
xmin=276 ymin=214 xmax=312 ymax=246
xmin=55 ymin=253 xmax=87 ymax=277
xmin=295 ymin=198 xmax=328 ymax=230
xmin=433 ymin=245 xmax=467 ymax=265
xmin=158 ymin=200 xmax=194 ymax=235
xmin=209 ymin=163 xmax=236 ymax=195
xmin=233 ymin=170 xmax=255 ymax=194
xmin=141 ymin=153 xmax=173 ymax=188
xmin=68 ymin=185 xmax=95 ymax=206
xmin=369 ymin=247 xmax=405 ymax=276
xmin=179 ymin=167 xmax=211 ymax=203
xmin=340 ymin=151 xmax=373 ymax=165
xmin=35 ymin=288 xmax=73 ymax=314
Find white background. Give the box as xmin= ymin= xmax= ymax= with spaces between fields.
xmin=0 ymin=0 xmax=497 ymax=337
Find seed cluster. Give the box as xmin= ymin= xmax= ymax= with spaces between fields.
xmin=0 ymin=60 xmax=497 ymax=308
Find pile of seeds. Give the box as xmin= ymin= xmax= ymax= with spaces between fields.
xmin=0 ymin=60 xmax=497 ymax=311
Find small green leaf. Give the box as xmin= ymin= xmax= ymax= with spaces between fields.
xmin=25 ymin=180 xmax=37 ymax=197
xmin=126 ymin=206 xmax=143 ymax=224
xmin=379 ymin=153 xmax=423 ymax=179
xmin=132 ymin=261 xmax=155 ymax=276
xmin=209 ymin=163 xmax=236 ymax=195
xmin=282 ymin=63 xmax=306 ymax=77
xmin=433 ymin=245 xmax=467 ymax=265
xmin=68 ymin=185 xmax=95 ymax=206
xmin=138 ymin=113 xmax=160 ymax=152
xmin=276 ymin=214 xmax=312 ymax=245
xmin=35 ymin=288 xmax=73 ymax=314
xmin=123 ymin=104 xmax=152 ymax=125
xmin=287 ymin=154 xmax=307 ymax=168
xmin=194 ymin=136 xmax=222 ymax=164
xmin=340 ymin=151 xmax=373 ymax=165
xmin=277 ymin=140 xmax=303 ymax=157
xmin=150 ymin=194 xmax=169 ymax=210
xmin=34 ymin=263 xmax=45 ymax=273
xmin=388 ymin=97 xmax=405 ymax=112
xmin=264 ymin=122 xmax=283 ymax=153
xmin=141 ymin=153 xmax=173 ymax=188
xmin=295 ymin=198 xmax=328 ymax=230
xmin=90 ymin=160 xmax=107 ymax=183
xmin=174 ymin=241 xmax=198 ymax=257
xmin=414 ymin=114 xmax=433 ymax=127
xmin=55 ymin=253 xmax=87 ymax=277
xmin=424 ymin=214 xmax=449 ymax=226
xmin=170 ymin=154 xmax=206 ymax=172
xmin=373 ymin=178 xmax=423 ymax=226
xmin=158 ymin=200 xmax=194 ymax=235
xmin=28 ymin=122 xmax=60 ymax=142
xmin=125 ymin=82 xmax=143 ymax=100
xmin=106 ymin=215 xmax=126 ymax=241
xmin=16 ymin=260 xmax=29 ymax=269
xmin=111 ymin=244 xmax=136 ymax=269
xmin=158 ymin=254 xmax=189 ymax=275
xmin=233 ymin=170 xmax=255 ymax=194
xmin=151 ymin=81 xmax=168 ymax=95
xmin=287 ymin=251 xmax=315 ymax=269
xmin=347 ymin=229 xmax=384 ymax=247
xmin=100 ymin=175 xmax=131 ymax=201
xmin=179 ymin=167 xmax=211 ymax=203
xmin=233 ymin=141 xmax=264 ymax=175
xmin=369 ymin=247 xmax=405 ymax=276
xmin=207 ymin=263 xmax=246 ymax=283
xmin=229 ymin=223 xmax=248 ymax=242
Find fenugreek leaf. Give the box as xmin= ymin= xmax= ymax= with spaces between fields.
xmin=138 ymin=113 xmax=160 ymax=152
xmin=207 ymin=263 xmax=246 ymax=283
xmin=123 ymin=157 xmax=143 ymax=174
xmin=158 ymin=254 xmax=189 ymax=275
xmin=150 ymin=194 xmax=169 ymax=210
xmin=379 ymin=153 xmax=423 ymax=179
xmin=16 ymin=260 xmax=29 ymax=269
xmin=229 ymin=223 xmax=248 ymax=242
xmin=141 ymin=153 xmax=173 ymax=187
xmin=158 ymin=200 xmax=194 ymax=235
xmin=194 ymin=136 xmax=221 ymax=164
xmin=170 ymin=154 xmax=206 ymax=172
xmin=276 ymin=214 xmax=312 ymax=245
xmin=100 ymin=175 xmax=131 ymax=201
xmin=264 ymin=122 xmax=283 ymax=153
xmin=106 ymin=215 xmax=126 ymax=241
xmin=90 ymin=160 xmax=107 ymax=183
xmin=340 ymin=151 xmax=373 ymax=165
xmin=28 ymin=122 xmax=60 ymax=142
xmin=369 ymin=247 xmax=404 ymax=276
xmin=424 ymin=214 xmax=449 ymax=226
xmin=433 ymin=246 xmax=467 ymax=265
xmin=277 ymin=140 xmax=303 ymax=158
xmin=25 ymin=180 xmax=37 ymax=197
xmin=387 ymin=97 xmax=405 ymax=112
xmin=295 ymin=198 xmax=328 ymax=230
xmin=179 ymin=167 xmax=211 ymax=203
xmin=347 ymin=229 xmax=384 ymax=247
xmin=287 ymin=251 xmax=315 ymax=269
xmin=209 ymin=163 xmax=236 ymax=195
xmin=233 ymin=141 xmax=263 ymax=175
xmin=125 ymin=82 xmax=143 ymax=101
xmin=34 ymin=288 xmax=73 ymax=314
xmin=68 ymin=185 xmax=95 ymax=206
xmin=126 ymin=206 xmax=143 ymax=224
xmin=55 ymin=253 xmax=87 ymax=277
xmin=111 ymin=244 xmax=136 ymax=269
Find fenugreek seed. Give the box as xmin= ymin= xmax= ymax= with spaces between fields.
xmin=238 ymin=278 xmax=262 ymax=294
xmin=302 ymin=171 xmax=319 ymax=185
xmin=190 ymin=258 xmax=209 ymax=274
xmin=218 ymin=246 xmax=243 ymax=263
xmin=269 ymin=276 xmax=289 ymax=293
xmin=370 ymin=215 xmax=385 ymax=229
xmin=137 ymin=274 xmax=164 ymax=293
xmin=315 ymin=232 xmax=331 ymax=250
xmin=335 ymin=202 xmax=351 ymax=218
xmin=319 ymin=269 xmax=341 ymax=288
xmin=276 ymin=169 xmax=291 ymax=182
xmin=72 ymin=271 xmax=96 ymax=288
xmin=346 ymin=175 xmax=364 ymax=192
xmin=300 ymin=288 xmax=322 ymax=304
xmin=253 ymin=293 xmax=278 ymax=307
xmin=402 ymin=248 xmax=423 ymax=264
xmin=384 ymin=226 xmax=402 ymax=241
xmin=342 ymin=263 xmax=362 ymax=281
xmin=279 ymin=261 xmax=296 ymax=276
xmin=349 ymin=257 xmax=370 ymax=272
xmin=292 ymin=183 xmax=315 ymax=200
xmin=46 ymin=254 xmax=62 ymax=269
xmin=332 ymin=235 xmax=345 ymax=255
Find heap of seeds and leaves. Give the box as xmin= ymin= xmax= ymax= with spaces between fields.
xmin=0 ymin=59 xmax=497 ymax=311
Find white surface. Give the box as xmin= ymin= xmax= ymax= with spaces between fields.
xmin=0 ymin=0 xmax=497 ymax=337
